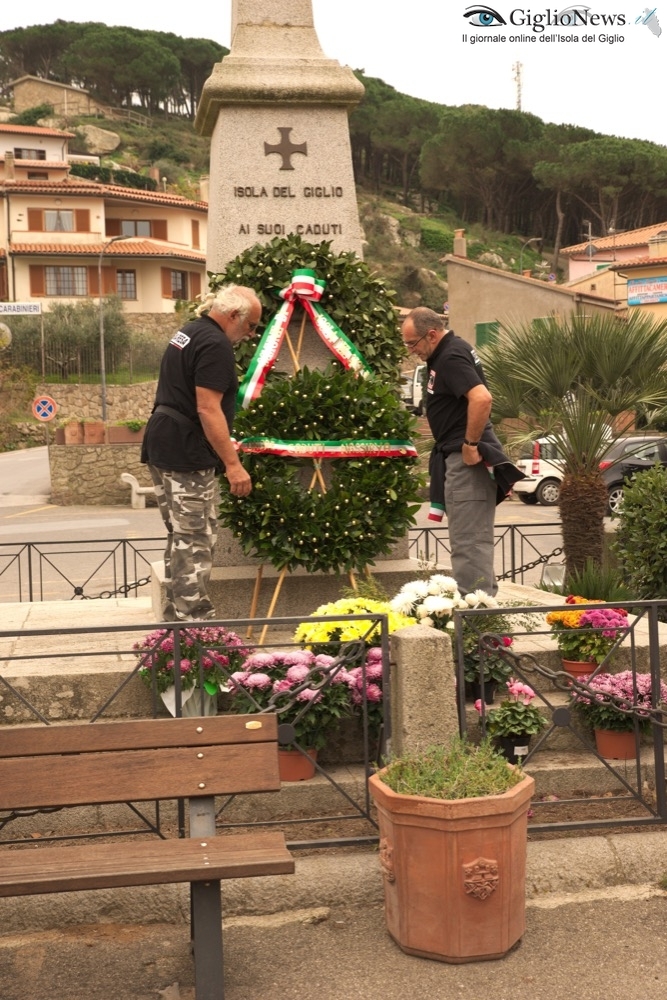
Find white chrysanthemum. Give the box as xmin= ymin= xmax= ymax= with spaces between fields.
xmin=446 ymin=620 xmax=456 ymax=630
xmin=422 ymin=595 xmax=455 ymax=616
xmin=421 ymin=617 xmax=434 ymax=627
xmin=428 ymin=574 xmax=459 ymax=592
xmin=464 ymin=590 xmax=499 ymax=608
xmin=416 ymin=604 xmax=432 ymax=619
xmin=401 ymin=580 xmax=430 ymax=598
xmin=390 ymin=594 xmax=416 ymax=616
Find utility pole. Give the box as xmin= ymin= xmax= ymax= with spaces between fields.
xmin=513 ymin=62 xmax=522 ymax=111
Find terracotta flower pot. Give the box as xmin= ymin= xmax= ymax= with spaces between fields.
xmin=83 ymin=421 xmax=106 ymax=444
xmin=369 ymin=768 xmax=535 ymax=963
xmin=107 ymin=425 xmax=145 ymax=444
xmin=561 ymin=659 xmax=594 ymax=680
xmin=63 ymin=421 xmax=84 ymax=445
xmin=278 ymin=748 xmax=317 ymax=781
xmin=594 ymin=728 xmax=638 ymax=760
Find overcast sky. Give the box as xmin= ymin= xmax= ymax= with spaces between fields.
xmin=1 ymin=2 xmax=664 ymax=147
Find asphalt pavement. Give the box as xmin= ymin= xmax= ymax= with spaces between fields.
xmin=1 ymin=888 xmax=666 ymax=1000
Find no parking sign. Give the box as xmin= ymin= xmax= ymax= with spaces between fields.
xmin=32 ymin=395 xmax=58 ymax=422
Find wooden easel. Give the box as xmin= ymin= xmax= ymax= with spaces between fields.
xmin=245 ymin=311 xmax=359 ymax=645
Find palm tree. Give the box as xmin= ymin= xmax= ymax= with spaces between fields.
xmin=481 ymin=312 xmax=667 ymax=575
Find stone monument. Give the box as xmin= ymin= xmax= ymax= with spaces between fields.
xmin=195 ymin=0 xmax=365 ymax=269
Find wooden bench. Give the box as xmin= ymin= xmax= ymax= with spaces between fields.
xmin=0 ymin=713 xmax=294 ymax=1000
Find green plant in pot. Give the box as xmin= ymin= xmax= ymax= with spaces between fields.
xmin=475 ymin=679 xmax=547 ymax=764
xmin=569 ymin=670 xmax=667 ymax=759
xmin=368 ymin=737 xmax=535 ymax=963
xmin=546 ymin=599 xmax=629 ymax=678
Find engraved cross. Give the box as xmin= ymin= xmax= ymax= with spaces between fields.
xmin=264 ymin=127 xmax=308 ymax=171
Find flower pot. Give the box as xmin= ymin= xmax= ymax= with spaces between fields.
xmin=63 ymin=421 xmax=84 ymax=445
xmin=278 ymin=748 xmax=317 ymax=782
xmin=492 ymin=734 xmax=532 ymax=765
xmin=467 ymin=679 xmax=498 ymax=704
xmin=594 ymin=728 xmax=638 ymax=760
xmin=107 ymin=425 xmax=145 ymax=444
xmin=83 ymin=421 xmax=106 ymax=445
xmin=160 ymin=686 xmax=218 ymax=717
xmin=561 ymin=659 xmax=593 ymax=681
xmin=368 ymin=768 xmax=535 ymax=963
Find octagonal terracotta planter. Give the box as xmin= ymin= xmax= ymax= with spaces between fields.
xmin=369 ymin=768 xmax=535 ymax=963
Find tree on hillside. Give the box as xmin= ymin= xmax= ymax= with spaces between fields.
xmin=481 ymin=313 xmax=667 ymax=576
xmin=420 ymin=105 xmax=544 ymax=231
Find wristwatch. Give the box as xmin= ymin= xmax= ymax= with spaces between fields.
xmin=462 ymin=438 xmax=479 ymax=447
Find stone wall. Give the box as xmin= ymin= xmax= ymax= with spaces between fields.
xmin=124 ymin=313 xmax=179 ymax=341
xmin=37 ymin=381 xmax=157 ymax=422
xmin=49 ymin=444 xmax=155 ymax=505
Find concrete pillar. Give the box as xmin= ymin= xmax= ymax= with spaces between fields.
xmin=195 ymin=0 xmax=365 ymax=269
xmin=453 ymin=228 xmax=466 ymax=257
xmin=389 ymin=625 xmax=459 ymax=757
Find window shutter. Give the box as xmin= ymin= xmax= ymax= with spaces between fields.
xmin=101 ymin=267 xmax=116 ymax=294
xmin=152 ymin=219 xmax=168 ymax=241
xmin=191 ymin=219 xmax=200 ymax=249
xmin=88 ymin=267 xmax=100 ymax=295
xmin=29 ymin=265 xmax=45 ymax=296
xmin=74 ymin=209 xmax=90 ymax=232
xmin=190 ymin=272 xmax=201 ymax=299
xmin=27 ymin=209 xmax=42 ymax=231
xmin=105 ymin=218 xmax=122 ymax=236
xmin=161 ymin=268 xmax=172 ymax=298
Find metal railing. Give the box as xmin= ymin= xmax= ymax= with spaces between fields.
xmin=0 ymin=614 xmax=389 ymax=851
xmin=456 ymin=600 xmax=667 ymax=833
xmin=0 ymin=524 xmax=562 ymax=604
xmin=409 ymin=522 xmax=563 ymax=584
xmin=0 ymin=538 xmax=164 ymax=602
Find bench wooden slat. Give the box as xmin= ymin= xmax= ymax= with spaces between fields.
xmin=0 ymin=741 xmax=281 ymax=811
xmin=0 ymin=831 xmax=294 ymax=896
xmin=0 ymin=714 xmax=277 ymax=757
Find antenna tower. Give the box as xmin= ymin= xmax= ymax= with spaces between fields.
xmin=512 ymin=61 xmax=522 ymax=111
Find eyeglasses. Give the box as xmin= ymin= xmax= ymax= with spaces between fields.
xmin=402 ymin=331 xmax=431 ymax=350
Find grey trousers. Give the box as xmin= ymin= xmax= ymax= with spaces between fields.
xmin=148 ymin=466 xmax=219 ymax=621
xmin=444 ymin=451 xmax=498 ymax=596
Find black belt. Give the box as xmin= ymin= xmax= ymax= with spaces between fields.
xmin=154 ymin=404 xmax=200 ymax=432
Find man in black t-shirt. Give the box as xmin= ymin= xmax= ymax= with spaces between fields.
xmin=142 ymin=284 xmax=261 ymax=621
xmin=401 ymin=307 xmax=523 ymax=596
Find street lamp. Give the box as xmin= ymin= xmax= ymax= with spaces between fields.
xmin=519 ymin=237 xmax=541 ymax=274
xmin=98 ymin=235 xmax=130 ymax=421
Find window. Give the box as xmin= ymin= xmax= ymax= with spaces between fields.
xmin=44 ymin=210 xmax=74 ymax=232
xmin=14 ymin=147 xmax=46 ymax=160
xmin=171 ymin=271 xmax=188 ymax=299
xmin=45 ymin=266 xmax=88 ymax=297
xmin=191 ymin=219 xmax=200 ymax=249
xmin=116 ymin=270 xmax=137 ymax=300
xmin=27 ymin=171 xmax=49 ymax=180
xmin=121 ymin=220 xmax=152 ymax=237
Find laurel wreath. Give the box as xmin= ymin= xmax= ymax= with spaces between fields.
xmin=220 ymin=367 xmax=422 ymax=574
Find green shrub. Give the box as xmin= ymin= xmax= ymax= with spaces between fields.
xmin=420 ymin=222 xmax=454 ymax=254
xmin=564 ymin=557 xmax=633 ymax=603
xmin=380 ymin=738 xmax=523 ymax=799
xmin=614 ymin=466 xmax=667 ymax=611
xmin=12 ymin=103 xmax=54 ymax=125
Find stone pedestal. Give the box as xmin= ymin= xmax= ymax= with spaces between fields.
xmin=196 ymin=0 xmax=365 ymax=268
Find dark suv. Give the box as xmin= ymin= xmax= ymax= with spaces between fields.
xmin=599 ymin=435 xmax=667 ymax=515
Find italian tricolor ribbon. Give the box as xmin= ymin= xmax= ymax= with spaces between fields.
xmin=237 ymin=269 xmax=372 ymax=408
xmin=236 ymin=437 xmax=418 ymax=459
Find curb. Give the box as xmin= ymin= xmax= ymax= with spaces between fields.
xmin=2 ymin=829 xmax=667 ymax=933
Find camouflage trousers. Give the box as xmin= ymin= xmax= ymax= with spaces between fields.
xmin=148 ymin=466 xmax=219 ymax=622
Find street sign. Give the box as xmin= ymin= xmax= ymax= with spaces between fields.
xmin=32 ymin=396 xmax=58 ymax=422
xmin=0 ymin=302 xmax=42 ymax=315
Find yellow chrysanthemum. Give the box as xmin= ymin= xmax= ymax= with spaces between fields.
xmin=294 ymin=597 xmax=416 ymax=647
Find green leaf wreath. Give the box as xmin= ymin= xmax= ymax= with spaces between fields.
xmin=207 ymin=233 xmax=404 ymax=382
xmin=220 ymin=366 xmax=423 ymax=574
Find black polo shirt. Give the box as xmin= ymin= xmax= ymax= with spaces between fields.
xmin=425 ymin=330 xmax=491 ymax=452
xmin=142 ymin=315 xmax=238 ymax=472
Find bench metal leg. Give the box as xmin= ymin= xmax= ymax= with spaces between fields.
xmin=189 ymin=796 xmax=223 ymax=999
xmin=192 ymin=878 xmax=224 ymax=1000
